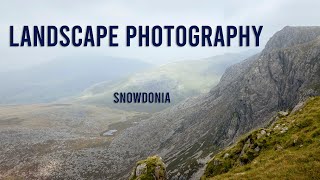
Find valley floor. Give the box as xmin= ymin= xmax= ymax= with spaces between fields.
xmin=0 ymin=103 xmax=149 ymax=179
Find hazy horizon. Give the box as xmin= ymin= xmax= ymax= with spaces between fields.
xmin=1 ymin=0 xmax=320 ymax=72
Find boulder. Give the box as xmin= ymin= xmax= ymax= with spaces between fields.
xmin=130 ymin=156 xmax=167 ymax=180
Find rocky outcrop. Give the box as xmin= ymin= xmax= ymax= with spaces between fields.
xmin=130 ymin=156 xmax=167 ymax=180
xmin=203 ymin=127 xmax=273 ymax=178
xmin=103 ymin=26 xmax=320 ymax=179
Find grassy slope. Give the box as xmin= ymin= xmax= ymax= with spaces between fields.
xmin=202 ymin=97 xmax=320 ymax=180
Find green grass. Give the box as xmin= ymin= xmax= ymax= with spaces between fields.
xmin=202 ymin=96 xmax=320 ymax=180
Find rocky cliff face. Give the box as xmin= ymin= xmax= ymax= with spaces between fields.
xmin=103 ymin=26 xmax=320 ymax=179
xmin=264 ymin=26 xmax=320 ymax=52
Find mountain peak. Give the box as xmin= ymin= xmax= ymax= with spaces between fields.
xmin=264 ymin=26 xmax=320 ymax=52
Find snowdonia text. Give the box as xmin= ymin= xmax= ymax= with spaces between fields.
xmin=114 ymin=92 xmax=170 ymax=103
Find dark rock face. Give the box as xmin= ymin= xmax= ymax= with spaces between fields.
xmin=264 ymin=26 xmax=320 ymax=52
xmin=106 ymin=27 xmax=320 ymax=179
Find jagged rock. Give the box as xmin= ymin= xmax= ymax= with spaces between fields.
xmin=135 ymin=163 xmax=147 ymax=177
xmin=275 ymin=145 xmax=283 ymax=151
xmin=254 ymin=146 xmax=261 ymax=152
xmin=279 ymin=111 xmax=289 ymax=117
xmin=257 ymin=129 xmax=267 ymax=139
xmin=178 ymin=176 xmax=187 ymax=180
xmin=213 ymin=160 xmax=221 ymax=166
xmin=291 ymin=102 xmax=305 ymax=114
xmin=240 ymin=139 xmax=252 ymax=157
xmin=223 ymin=153 xmax=230 ymax=159
xmin=280 ymin=127 xmax=289 ymax=133
xmin=274 ymin=124 xmax=280 ymax=130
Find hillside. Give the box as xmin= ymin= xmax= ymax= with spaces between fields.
xmin=74 ymin=52 xmax=256 ymax=112
xmin=0 ymin=56 xmax=150 ymax=104
xmin=99 ymin=26 xmax=320 ymax=179
xmin=203 ymin=96 xmax=320 ymax=179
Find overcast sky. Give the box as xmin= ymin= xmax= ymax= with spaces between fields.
xmin=0 ymin=0 xmax=320 ymax=71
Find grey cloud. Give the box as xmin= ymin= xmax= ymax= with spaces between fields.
xmin=0 ymin=0 xmax=320 ymax=71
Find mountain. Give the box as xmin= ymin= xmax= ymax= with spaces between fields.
xmin=0 ymin=56 xmax=151 ymax=104
xmin=73 ymin=51 xmax=257 ymax=112
xmin=202 ymin=96 xmax=320 ymax=179
xmin=100 ymin=26 xmax=320 ymax=179
xmin=3 ymin=26 xmax=319 ymax=180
